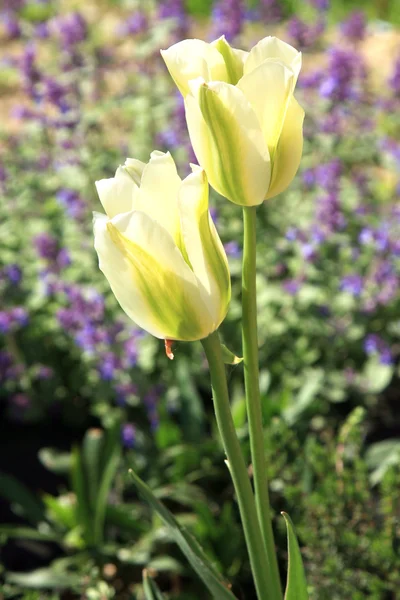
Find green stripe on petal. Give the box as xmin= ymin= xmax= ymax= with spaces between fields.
xmin=94 ymin=211 xmax=214 ymax=341
xmin=186 ymin=79 xmax=270 ymax=206
xmin=212 ymin=36 xmax=246 ymax=85
xmin=179 ymin=166 xmax=231 ymax=328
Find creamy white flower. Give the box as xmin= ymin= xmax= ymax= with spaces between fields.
xmin=161 ymin=36 xmax=304 ymax=206
xmin=93 ymin=151 xmax=231 ymax=341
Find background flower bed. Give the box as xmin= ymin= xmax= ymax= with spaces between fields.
xmin=0 ymin=0 xmax=399 ymax=598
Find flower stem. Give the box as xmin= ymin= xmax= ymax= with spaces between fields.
xmin=201 ymin=331 xmax=272 ymax=600
xmin=241 ymin=205 xmax=282 ymax=599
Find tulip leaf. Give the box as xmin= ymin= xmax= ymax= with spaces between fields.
xmin=221 ymin=344 xmax=243 ymax=365
xmin=129 ymin=469 xmax=236 ymax=599
xmin=282 ymin=512 xmax=309 ymax=600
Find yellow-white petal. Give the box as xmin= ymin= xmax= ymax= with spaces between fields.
xmin=185 ymin=79 xmax=270 ymax=206
xmin=94 ymin=210 xmax=213 ymax=341
xmin=211 ymin=36 xmax=248 ymax=85
xmin=244 ymin=36 xmax=302 ymax=82
xmin=238 ymin=59 xmax=295 ymax=157
xmin=95 ymin=167 xmax=137 ymax=219
xmin=132 ymin=151 xmax=182 ymax=246
xmin=178 ymin=165 xmax=230 ymax=327
xmin=124 ymin=157 xmax=146 ymax=185
xmin=265 ymin=96 xmax=305 ymax=200
xmin=161 ymin=39 xmax=228 ymax=97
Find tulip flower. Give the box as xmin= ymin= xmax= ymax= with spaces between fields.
xmin=93 ymin=151 xmax=231 ymax=343
xmin=161 ymin=36 xmax=304 ymax=206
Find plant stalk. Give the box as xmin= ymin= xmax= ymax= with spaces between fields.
xmin=202 ymin=331 xmax=271 ymax=600
xmin=241 ymin=205 xmax=282 ymax=599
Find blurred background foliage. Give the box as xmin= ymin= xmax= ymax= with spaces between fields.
xmin=0 ymin=0 xmax=399 ymax=598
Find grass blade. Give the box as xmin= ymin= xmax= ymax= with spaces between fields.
xmin=282 ymin=512 xmax=309 ymax=600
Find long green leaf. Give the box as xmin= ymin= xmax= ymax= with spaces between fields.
xmin=70 ymin=446 xmax=92 ymax=546
xmin=143 ymin=569 xmax=166 ymax=600
xmin=282 ymin=512 xmax=309 ymax=600
xmin=7 ymin=567 xmax=81 ymax=589
xmin=0 ymin=472 xmax=44 ymax=524
xmin=221 ymin=344 xmax=243 ymax=365
xmin=129 ymin=469 xmax=236 ymax=599
xmin=0 ymin=525 xmax=59 ymax=542
xmin=82 ymin=428 xmax=104 ymax=510
xmin=93 ymin=425 xmax=121 ymax=546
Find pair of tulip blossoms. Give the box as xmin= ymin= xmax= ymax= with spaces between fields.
xmin=94 ymin=35 xmax=307 ymax=600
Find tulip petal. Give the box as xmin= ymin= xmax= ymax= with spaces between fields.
xmin=124 ymin=157 xmax=146 ymax=185
xmin=238 ymin=60 xmax=295 ymax=158
xmin=185 ymin=79 xmax=270 ymax=206
xmin=211 ymin=36 xmax=247 ymax=85
xmin=161 ymin=39 xmax=228 ymax=97
xmin=265 ymin=96 xmax=304 ymax=200
xmin=95 ymin=167 xmax=137 ymax=219
xmin=94 ymin=211 xmax=212 ymax=341
xmin=244 ymin=36 xmax=302 ymax=82
xmin=132 ymin=151 xmax=182 ymax=247
xmin=179 ymin=166 xmax=231 ymax=327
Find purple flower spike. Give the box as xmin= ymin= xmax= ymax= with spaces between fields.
xmin=340 ymin=11 xmax=366 ymax=42
xmin=121 ymin=423 xmax=136 ymax=449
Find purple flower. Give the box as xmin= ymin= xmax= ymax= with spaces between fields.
xmin=2 ymin=12 xmax=21 ymax=39
xmin=302 ymin=169 xmax=315 ymax=187
xmin=0 ymin=350 xmax=13 ymax=382
xmin=301 ymin=243 xmax=317 ymax=262
xmin=224 ymin=241 xmax=241 ymax=258
xmin=121 ymin=423 xmax=136 ymax=449
xmin=52 ymin=12 xmax=87 ymax=48
xmin=258 ymin=0 xmax=282 ymax=23
xmin=0 ymin=312 xmax=12 ymax=334
xmin=315 ymin=192 xmax=346 ymax=234
xmin=42 ymin=77 xmax=70 ymax=112
xmin=4 ymin=264 xmax=22 ymax=285
xmin=35 ymin=21 xmax=50 ymax=39
xmin=211 ymin=0 xmax=245 ymax=41
xmin=283 ymin=278 xmax=302 ymax=295
xmin=287 ymin=17 xmax=325 ymax=49
xmin=340 ymin=274 xmax=363 ymax=296
xmin=11 ymin=307 xmax=29 ymax=327
xmin=123 ymin=337 xmax=139 ymax=367
xmin=319 ymin=47 xmax=365 ymax=102
xmin=56 ymin=188 xmax=85 ymax=219
xmin=286 ymin=227 xmax=299 ymax=241
xmin=34 ymin=232 xmax=59 ymax=261
xmin=158 ymin=0 xmax=188 ymax=39
xmin=308 ymin=0 xmax=329 ymax=10
xmin=315 ymin=159 xmax=342 ymax=192
xmin=340 ymin=11 xmax=366 ymax=42
xmin=359 ymin=227 xmax=374 ymax=245
xmin=20 ymin=44 xmax=41 ymax=100
xmin=118 ymin=11 xmax=148 ymax=36
xmin=144 ymin=387 xmax=161 ymax=431
xmin=98 ymin=352 xmax=120 ymax=381
xmin=364 ymin=334 xmax=393 ymax=365
xmin=389 ymin=58 xmax=400 ymax=97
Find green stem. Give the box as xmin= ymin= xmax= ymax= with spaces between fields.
xmin=242 ymin=206 xmax=282 ymax=600
xmin=202 ymin=331 xmax=271 ymax=600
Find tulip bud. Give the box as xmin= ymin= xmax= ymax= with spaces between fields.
xmin=93 ymin=151 xmax=231 ymax=342
xmin=162 ymin=36 xmax=305 ymax=206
